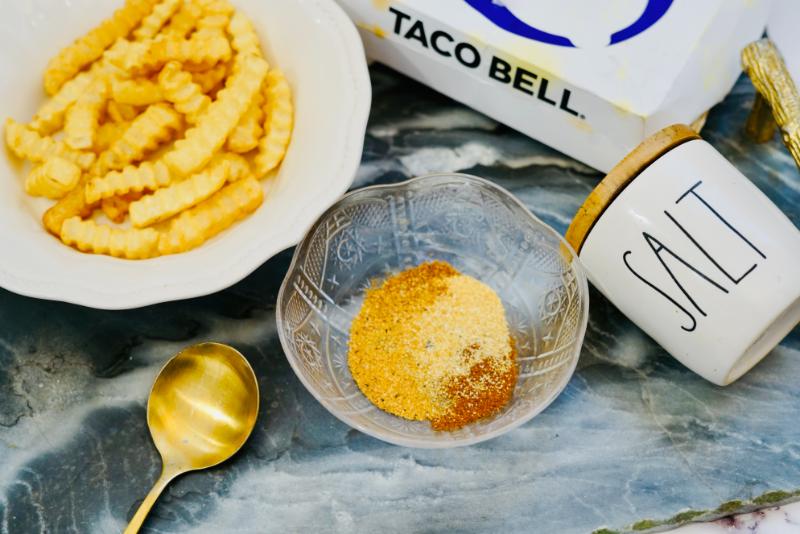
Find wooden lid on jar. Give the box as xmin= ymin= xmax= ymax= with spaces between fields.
xmin=565 ymin=124 xmax=701 ymax=254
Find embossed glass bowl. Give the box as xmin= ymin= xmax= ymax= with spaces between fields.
xmin=276 ymin=174 xmax=589 ymax=447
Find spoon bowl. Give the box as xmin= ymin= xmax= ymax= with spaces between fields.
xmin=148 ymin=343 xmax=260 ymax=469
xmin=124 ymin=342 xmax=259 ymax=533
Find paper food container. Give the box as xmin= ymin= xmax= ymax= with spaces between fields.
xmin=336 ymin=0 xmax=770 ymax=172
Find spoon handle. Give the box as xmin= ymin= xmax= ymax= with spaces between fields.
xmin=123 ymin=467 xmax=177 ymax=534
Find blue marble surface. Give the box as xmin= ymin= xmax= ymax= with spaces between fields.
xmin=668 ymin=501 xmax=800 ymax=533
xmin=1 ymin=66 xmax=799 ymax=534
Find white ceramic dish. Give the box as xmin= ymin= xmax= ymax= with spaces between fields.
xmin=0 ymin=0 xmax=371 ymax=309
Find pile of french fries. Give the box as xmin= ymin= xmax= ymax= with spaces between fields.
xmin=4 ymin=0 xmax=293 ymax=259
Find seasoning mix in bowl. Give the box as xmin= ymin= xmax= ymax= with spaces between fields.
xmin=348 ymin=260 xmax=518 ymax=431
xmin=277 ymin=173 xmax=589 ymax=448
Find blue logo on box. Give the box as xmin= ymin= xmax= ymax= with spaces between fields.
xmin=463 ymin=0 xmax=673 ymax=47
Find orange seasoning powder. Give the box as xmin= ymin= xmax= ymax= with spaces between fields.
xmin=347 ymin=261 xmax=518 ymax=431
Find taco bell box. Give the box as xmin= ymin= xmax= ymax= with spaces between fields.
xmin=336 ymin=0 xmax=770 ymax=171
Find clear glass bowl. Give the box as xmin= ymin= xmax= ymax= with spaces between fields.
xmin=276 ymin=174 xmax=589 ymax=447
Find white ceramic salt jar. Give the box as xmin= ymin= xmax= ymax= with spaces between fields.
xmin=566 ymin=124 xmax=800 ymax=385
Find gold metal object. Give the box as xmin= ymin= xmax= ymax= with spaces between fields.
xmin=565 ymin=124 xmax=699 ymax=254
xmin=746 ymin=92 xmax=778 ymax=143
xmin=123 ymin=342 xmax=259 ymax=534
xmin=689 ymin=111 xmax=708 ymax=133
xmin=742 ymin=38 xmax=800 ymax=168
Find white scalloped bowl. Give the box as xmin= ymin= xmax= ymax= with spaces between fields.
xmin=0 ymin=0 xmax=370 ymax=309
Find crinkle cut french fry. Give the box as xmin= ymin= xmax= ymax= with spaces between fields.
xmin=128 ymin=34 xmax=231 ymax=74
xmin=191 ymin=62 xmax=228 ymax=94
xmin=25 ymin=157 xmax=81 ymax=199
xmin=158 ymin=61 xmax=210 ymax=123
xmin=129 ymin=158 xmax=229 ymax=227
xmin=92 ymin=39 xmax=135 ymax=80
xmin=100 ymin=191 xmax=143 ymax=223
xmin=94 ymin=121 xmax=130 ymax=153
xmin=105 ymin=39 xmax=148 ymax=72
xmin=64 ymin=77 xmax=108 ymax=150
xmin=162 ymin=1 xmax=203 ymax=38
xmin=158 ymin=176 xmax=263 ymax=254
xmin=211 ymin=152 xmax=251 ymax=182
xmin=94 ymin=103 xmax=181 ymax=174
xmin=10 ymin=0 xmax=293 ymax=259
xmin=133 ymin=0 xmax=182 ymax=40
xmin=30 ymin=71 xmax=94 ymax=134
xmin=163 ymin=55 xmax=268 ymax=176
xmin=43 ymin=0 xmax=159 ymax=95
xmin=107 ymin=101 xmax=141 ymax=123
xmin=94 ymin=125 xmax=121 ymax=153
xmin=195 ymin=0 xmax=234 ymax=38
xmin=61 ymin=217 xmax=158 ymax=259
xmin=254 ymin=69 xmax=293 ymax=177
xmin=42 ymin=175 xmax=94 ymax=236
xmin=5 ymin=118 xmax=95 ymax=169
xmin=226 ymin=92 xmax=263 ymax=153
xmin=86 ymin=160 xmax=172 ymax=203
xmin=101 ymin=196 xmax=129 ymax=223
xmin=111 ymin=78 xmax=163 ymax=106
xmin=41 ymin=40 xmax=131 ymax=131
xmin=106 ymin=100 xmax=139 ymax=123
xmin=228 ymin=11 xmax=262 ymax=75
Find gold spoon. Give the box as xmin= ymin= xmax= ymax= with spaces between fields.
xmin=124 ymin=342 xmax=259 ymax=534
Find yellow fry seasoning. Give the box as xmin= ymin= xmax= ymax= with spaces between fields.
xmin=86 ymin=160 xmax=172 ymax=203
xmin=158 ymin=176 xmax=263 ymax=254
xmin=43 ymin=0 xmax=158 ymax=95
xmin=254 ymin=69 xmax=293 ymax=177
xmin=5 ymin=118 xmax=95 ymax=170
xmin=226 ymin=93 xmax=264 ymax=153
xmin=133 ymin=0 xmax=182 ymax=40
xmin=64 ymin=77 xmax=108 ymax=150
xmin=25 ymin=157 xmax=82 ymax=199
xmin=348 ymin=261 xmax=517 ymax=430
xmin=111 ymin=78 xmax=164 ymax=106
xmin=61 ymin=217 xmax=159 ymax=259
xmin=94 ymin=103 xmax=182 ymax=175
xmin=129 ymin=159 xmax=229 ymax=227
xmin=164 ymin=55 xmax=268 ymax=176
xmin=158 ymin=61 xmax=211 ymax=123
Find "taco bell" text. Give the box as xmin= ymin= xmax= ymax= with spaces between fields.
xmin=388 ymin=7 xmax=584 ymax=119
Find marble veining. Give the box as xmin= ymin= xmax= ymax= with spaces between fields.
xmin=666 ymin=502 xmax=800 ymax=533
xmin=0 ymin=66 xmax=799 ymax=533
